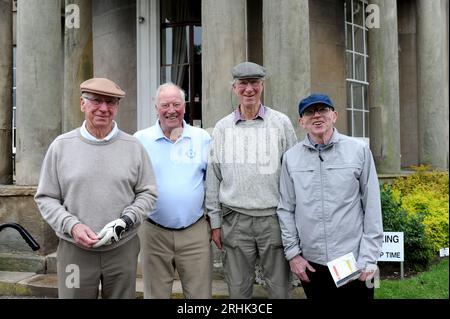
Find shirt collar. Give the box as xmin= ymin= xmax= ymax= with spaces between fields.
xmin=154 ymin=120 xmax=190 ymax=142
xmin=81 ymin=120 xmax=119 ymax=142
xmin=304 ymin=128 xmax=339 ymax=150
xmin=234 ymin=104 xmax=266 ymax=123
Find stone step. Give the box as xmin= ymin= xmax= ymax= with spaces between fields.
xmin=45 ymin=252 xmax=226 ymax=280
xmin=0 ymin=252 xmax=47 ymax=273
xmin=0 ymin=271 xmax=306 ymax=299
xmin=1 ymin=251 xmax=225 ymax=280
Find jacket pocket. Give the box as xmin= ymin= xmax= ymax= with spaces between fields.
xmin=324 ymin=164 xmax=362 ymax=195
xmin=325 ymin=164 xmax=362 ymax=178
xmin=290 ymin=168 xmax=316 ymax=192
xmin=269 ymin=215 xmax=284 ymax=248
xmin=221 ymin=210 xmax=239 ymax=248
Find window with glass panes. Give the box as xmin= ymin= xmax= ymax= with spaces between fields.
xmin=345 ymin=0 xmax=369 ymax=138
xmin=160 ymin=0 xmax=202 ymax=126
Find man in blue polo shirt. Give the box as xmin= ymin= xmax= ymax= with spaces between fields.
xmin=134 ymin=83 xmax=212 ymax=299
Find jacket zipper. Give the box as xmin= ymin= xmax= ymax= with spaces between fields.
xmin=318 ymin=148 xmax=328 ymax=262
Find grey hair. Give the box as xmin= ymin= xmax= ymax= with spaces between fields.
xmin=231 ymin=78 xmax=265 ymax=87
xmin=155 ymin=82 xmax=186 ymax=105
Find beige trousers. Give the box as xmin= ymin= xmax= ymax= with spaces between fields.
xmin=140 ymin=217 xmax=212 ymax=299
xmin=56 ymin=235 xmax=140 ymax=299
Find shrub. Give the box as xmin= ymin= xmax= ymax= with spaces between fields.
xmin=380 ymin=184 xmax=435 ymax=271
xmin=391 ymin=166 xmax=449 ymax=252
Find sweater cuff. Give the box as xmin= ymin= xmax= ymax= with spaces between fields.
xmin=65 ymin=219 xmax=81 ymax=237
xmin=208 ymin=211 xmax=222 ymax=229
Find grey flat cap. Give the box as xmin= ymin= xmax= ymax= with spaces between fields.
xmin=231 ymin=62 xmax=266 ymax=79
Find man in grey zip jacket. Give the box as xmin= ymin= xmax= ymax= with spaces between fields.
xmin=277 ymin=93 xmax=383 ymax=300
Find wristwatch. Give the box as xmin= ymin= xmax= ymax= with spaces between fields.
xmin=120 ymin=215 xmax=134 ymax=231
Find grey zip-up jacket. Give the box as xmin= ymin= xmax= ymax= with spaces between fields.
xmin=276 ymin=129 xmax=383 ymax=270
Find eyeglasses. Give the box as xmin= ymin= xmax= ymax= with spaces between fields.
xmin=301 ymin=107 xmax=332 ymax=117
xmin=83 ymin=95 xmax=119 ymax=107
xmin=235 ymin=79 xmax=262 ymax=89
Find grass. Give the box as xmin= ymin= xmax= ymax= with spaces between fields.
xmin=375 ymin=258 xmax=449 ymax=299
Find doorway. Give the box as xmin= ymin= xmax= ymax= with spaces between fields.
xmin=160 ymin=0 xmax=202 ymax=126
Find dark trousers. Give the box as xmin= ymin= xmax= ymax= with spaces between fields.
xmin=301 ymin=261 xmax=374 ymax=300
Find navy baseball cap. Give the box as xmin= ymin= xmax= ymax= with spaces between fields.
xmin=298 ymin=93 xmax=334 ymax=116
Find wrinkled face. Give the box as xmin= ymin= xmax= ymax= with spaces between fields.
xmin=299 ymin=104 xmax=338 ymax=139
xmin=80 ymin=93 xmax=119 ymax=131
xmin=156 ymin=86 xmax=186 ymax=134
xmin=233 ymin=78 xmax=264 ymax=108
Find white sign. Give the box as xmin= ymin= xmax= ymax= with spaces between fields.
xmin=379 ymin=232 xmax=404 ymax=262
xmin=439 ymin=247 xmax=449 ymax=257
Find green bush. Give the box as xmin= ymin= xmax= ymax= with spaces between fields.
xmin=380 ymin=184 xmax=435 ymax=271
xmin=391 ymin=166 xmax=449 ymax=252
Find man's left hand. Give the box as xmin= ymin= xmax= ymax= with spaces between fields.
xmin=93 ymin=218 xmax=127 ymax=248
xmin=358 ymin=265 xmax=378 ymax=281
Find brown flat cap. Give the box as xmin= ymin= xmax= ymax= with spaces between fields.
xmin=80 ymin=78 xmax=126 ymax=98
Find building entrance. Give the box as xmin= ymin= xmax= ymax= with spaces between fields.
xmin=160 ymin=0 xmax=202 ymax=126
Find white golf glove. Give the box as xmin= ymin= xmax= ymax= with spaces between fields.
xmin=93 ymin=218 xmax=127 ymax=248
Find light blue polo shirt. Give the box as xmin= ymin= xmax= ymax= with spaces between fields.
xmin=134 ymin=121 xmax=211 ymax=228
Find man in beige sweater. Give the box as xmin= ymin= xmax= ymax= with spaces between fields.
xmin=35 ymin=78 xmax=158 ymax=299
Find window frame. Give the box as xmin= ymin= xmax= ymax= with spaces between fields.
xmin=160 ymin=1 xmax=202 ymax=127
xmin=12 ymin=45 xmax=16 ymax=155
xmin=345 ymin=0 xmax=370 ymax=141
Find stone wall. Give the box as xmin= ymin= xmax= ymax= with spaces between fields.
xmin=309 ymin=0 xmax=348 ymax=135
xmin=0 ymin=186 xmax=58 ymax=256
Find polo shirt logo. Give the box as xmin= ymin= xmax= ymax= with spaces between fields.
xmin=186 ymin=149 xmax=196 ymax=159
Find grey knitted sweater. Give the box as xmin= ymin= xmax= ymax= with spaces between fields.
xmin=206 ymin=107 xmax=297 ymax=229
xmin=34 ymin=128 xmax=158 ymax=251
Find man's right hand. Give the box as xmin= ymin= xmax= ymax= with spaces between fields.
xmin=71 ymin=223 xmax=99 ymax=249
xmin=289 ymin=255 xmax=316 ymax=283
xmin=211 ymin=228 xmax=222 ymax=250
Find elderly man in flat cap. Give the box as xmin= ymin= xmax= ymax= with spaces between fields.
xmin=35 ymin=78 xmax=158 ymax=299
xmin=206 ymin=62 xmax=297 ymax=298
xmin=277 ymin=93 xmax=383 ymax=300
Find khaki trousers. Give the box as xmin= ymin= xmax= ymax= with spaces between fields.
xmin=221 ymin=212 xmax=291 ymax=299
xmin=140 ymin=216 xmax=212 ymax=299
xmin=56 ymin=236 xmax=140 ymax=299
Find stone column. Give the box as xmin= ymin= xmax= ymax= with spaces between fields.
xmin=92 ymin=1 xmax=137 ymax=134
xmin=398 ymin=1 xmax=419 ymax=168
xmin=368 ymin=0 xmax=401 ymax=173
xmin=63 ymin=0 xmax=93 ymax=132
xmin=262 ymin=0 xmax=310 ymax=139
xmin=416 ymin=0 xmax=449 ymax=169
xmin=201 ymin=0 xmax=247 ymax=130
xmin=0 ymin=0 xmax=13 ymax=184
xmin=16 ymin=0 xmax=62 ymax=185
